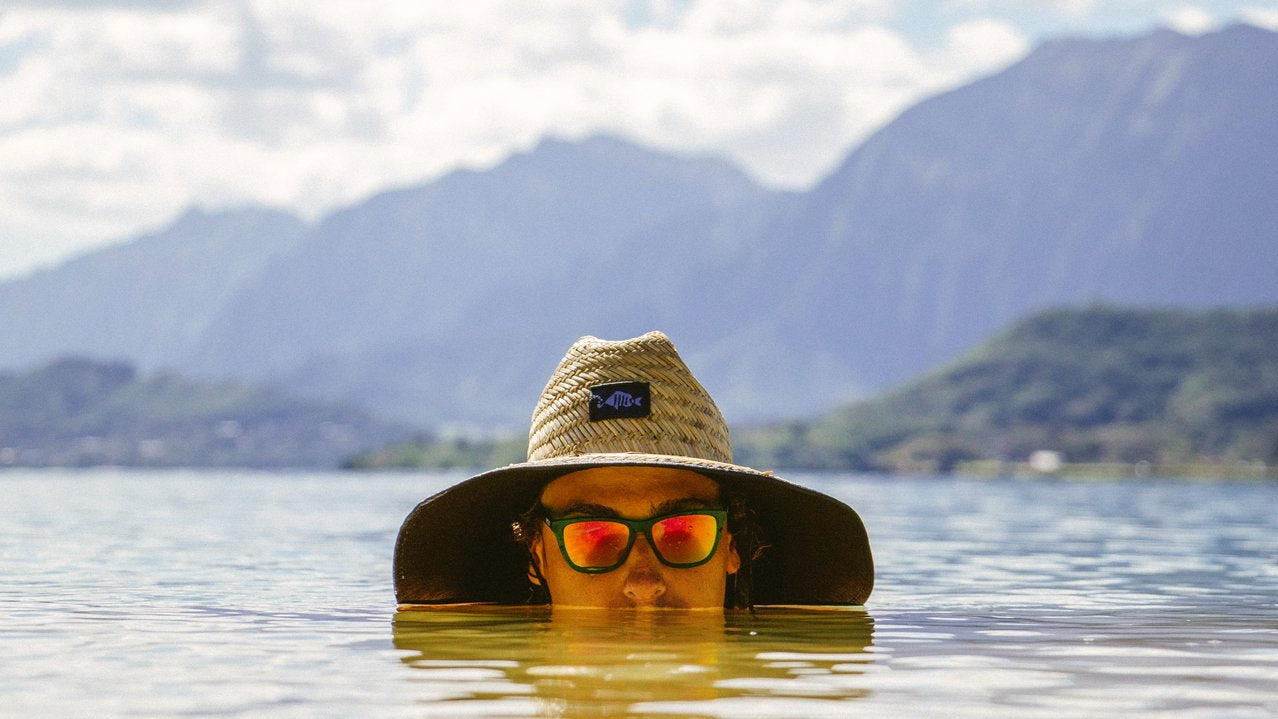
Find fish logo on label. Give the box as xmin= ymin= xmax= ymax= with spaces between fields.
xmin=597 ymin=391 xmax=643 ymax=410
xmin=589 ymin=381 xmax=651 ymax=421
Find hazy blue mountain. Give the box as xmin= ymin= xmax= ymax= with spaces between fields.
xmin=773 ymin=23 xmax=1278 ymax=389
xmin=0 ymin=208 xmax=307 ymax=370
xmin=1 ymin=25 xmax=1275 ymax=435
xmin=182 ymin=135 xmax=791 ymax=429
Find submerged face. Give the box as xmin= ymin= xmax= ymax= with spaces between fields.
xmin=531 ymin=466 xmax=741 ymax=609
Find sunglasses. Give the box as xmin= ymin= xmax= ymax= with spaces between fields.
xmin=542 ymin=508 xmax=728 ymax=573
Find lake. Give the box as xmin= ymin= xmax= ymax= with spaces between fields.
xmin=3 ymin=469 xmax=1276 ymax=717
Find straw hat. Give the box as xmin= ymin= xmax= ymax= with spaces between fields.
xmin=394 ymin=331 xmax=873 ymax=606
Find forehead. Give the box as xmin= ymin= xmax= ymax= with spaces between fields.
xmin=539 ymin=466 xmax=720 ymax=513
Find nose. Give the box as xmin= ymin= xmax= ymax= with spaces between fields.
xmin=622 ymin=536 xmax=667 ymax=605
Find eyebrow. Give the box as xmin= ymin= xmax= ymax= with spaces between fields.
xmin=652 ymin=497 xmax=720 ymax=515
xmin=555 ymin=502 xmax=618 ymax=518
xmin=552 ymin=496 xmax=720 ymax=520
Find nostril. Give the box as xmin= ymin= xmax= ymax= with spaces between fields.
xmin=622 ymin=540 xmax=667 ymax=601
xmin=623 ymin=571 xmax=667 ymax=601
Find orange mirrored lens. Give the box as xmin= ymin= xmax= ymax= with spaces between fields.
xmin=651 ymin=514 xmax=719 ymax=565
xmin=561 ymin=520 xmax=630 ymax=569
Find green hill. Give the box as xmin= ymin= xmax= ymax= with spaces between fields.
xmin=0 ymin=358 xmax=410 ymax=468
xmin=341 ymin=434 xmax=526 ymax=471
xmin=733 ymin=306 xmax=1278 ymax=475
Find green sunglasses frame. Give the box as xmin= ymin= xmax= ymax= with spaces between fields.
xmin=542 ymin=508 xmax=728 ymax=574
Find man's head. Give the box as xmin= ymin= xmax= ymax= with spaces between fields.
xmin=522 ymin=466 xmax=740 ymax=609
xmin=393 ymin=332 xmax=873 ymax=609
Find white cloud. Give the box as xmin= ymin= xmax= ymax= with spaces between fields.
xmin=0 ymin=0 xmax=1037 ymax=279
xmin=935 ymin=19 xmax=1030 ymax=78
xmin=4 ymin=5 xmax=242 ymax=77
xmin=1241 ymin=6 xmax=1278 ymax=30
xmin=681 ymin=0 xmax=895 ymax=33
xmin=1162 ymin=5 xmax=1217 ymax=34
xmin=1042 ymin=0 xmax=1100 ymax=17
xmin=942 ymin=0 xmax=1101 ymax=18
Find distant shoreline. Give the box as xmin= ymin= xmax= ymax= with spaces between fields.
xmin=954 ymin=460 xmax=1276 ymax=480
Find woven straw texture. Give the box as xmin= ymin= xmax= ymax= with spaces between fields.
xmin=526 ymin=332 xmax=733 ymax=463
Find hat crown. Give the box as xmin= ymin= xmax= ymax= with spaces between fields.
xmin=527 ymin=331 xmax=732 ymax=463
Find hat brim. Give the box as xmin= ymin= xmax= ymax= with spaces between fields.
xmin=393 ymin=454 xmax=873 ymax=606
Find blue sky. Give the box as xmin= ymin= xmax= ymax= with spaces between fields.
xmin=1 ymin=0 xmax=1275 ymax=279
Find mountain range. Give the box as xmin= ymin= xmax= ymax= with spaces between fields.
xmin=2 ymin=24 xmax=1275 ymax=434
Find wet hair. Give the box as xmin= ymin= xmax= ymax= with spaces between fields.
xmin=511 ymin=489 xmax=766 ymax=610
xmin=724 ymin=492 xmax=766 ymax=610
xmin=511 ymin=503 xmax=551 ymax=605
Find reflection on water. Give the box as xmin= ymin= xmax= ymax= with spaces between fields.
xmin=871 ymin=607 xmax=1278 ymax=718
xmin=3 ymin=471 xmax=1278 ymax=717
xmin=390 ymin=604 xmax=1278 ymax=718
xmin=393 ymin=606 xmax=874 ymax=716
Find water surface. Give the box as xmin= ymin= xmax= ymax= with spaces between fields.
xmin=2 ymin=469 xmax=1275 ymax=717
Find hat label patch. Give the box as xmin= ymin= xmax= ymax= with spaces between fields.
xmin=589 ymin=382 xmax=650 ymax=421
